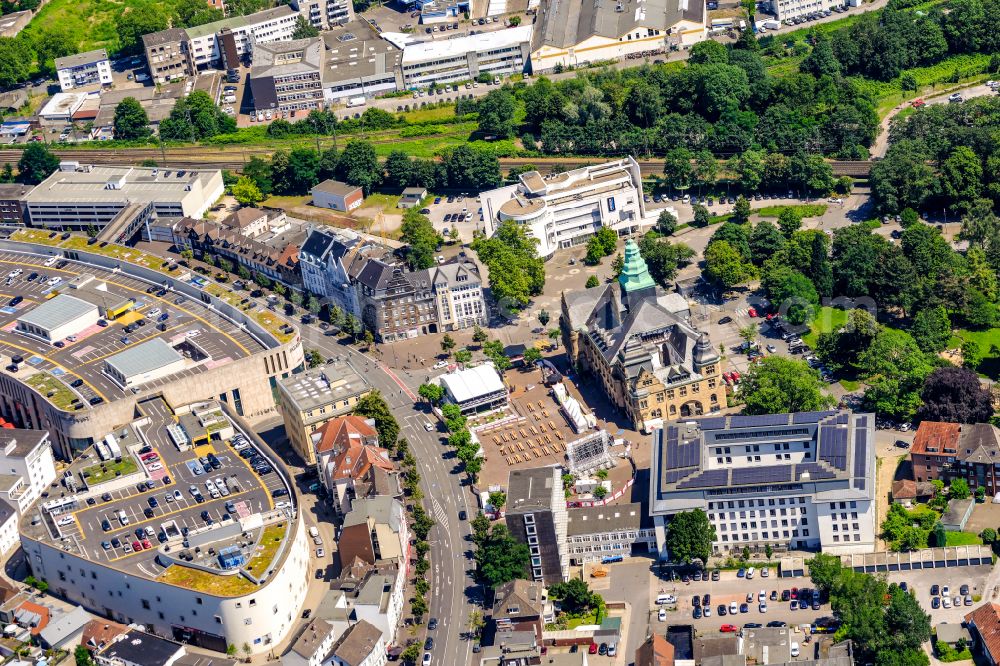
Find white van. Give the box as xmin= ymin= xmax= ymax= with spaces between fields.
xmin=308 ymin=526 xmax=320 ymax=539
xmin=117 ymin=510 xmax=129 ymax=526
xmin=655 ymin=594 xmax=676 ymax=605
xmin=746 ymin=567 xmax=756 ymax=579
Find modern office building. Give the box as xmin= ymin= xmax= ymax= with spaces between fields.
xmin=909 ymin=421 xmax=1000 ymax=495
xmin=249 ymin=38 xmax=326 ymax=115
xmin=55 ymin=49 xmax=113 ymax=92
xmin=277 ymin=360 xmax=372 ymax=465
xmin=142 ymin=28 xmax=193 ymax=84
xmin=529 ymin=0 xmax=706 ymax=72
xmin=479 ymin=157 xmax=653 ymax=258
xmin=23 ymin=163 xmax=224 ymax=237
xmin=648 ymin=411 xmax=878 ymax=558
xmin=398 ymin=25 xmax=532 ymax=88
xmin=561 ymin=240 xmax=724 ymax=432
xmin=505 ymin=466 xmax=570 ymax=584
xmin=320 ymin=22 xmax=402 ymax=102
xmin=770 ymin=0 xmax=846 ymax=22
xmin=565 ymin=503 xmax=656 ymax=564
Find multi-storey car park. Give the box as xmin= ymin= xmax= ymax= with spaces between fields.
xmin=19 ymin=407 xmax=308 ymax=654
xmin=0 ymin=234 xmax=304 ymax=461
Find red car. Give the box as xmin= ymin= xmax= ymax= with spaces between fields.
xmin=731 ymin=371 xmax=741 ymax=383
xmin=912 ymin=98 xmax=925 ymax=108
xmin=589 ymin=644 xmax=598 ymax=654
xmin=791 ymin=587 xmax=799 ymax=599
xmin=142 ymin=539 xmax=152 ymax=550
xmin=721 ymin=624 xmax=739 ymax=633
xmin=765 ymin=313 xmax=776 ymax=320
xmin=132 ymin=541 xmax=142 ymax=551
xmin=140 ymin=452 xmax=158 ymax=461
xmin=748 ymin=307 xmax=758 ymax=317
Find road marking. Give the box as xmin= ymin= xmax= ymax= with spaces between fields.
xmin=430 ymin=496 xmax=449 ymax=531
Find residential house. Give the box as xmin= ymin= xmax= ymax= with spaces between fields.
xmin=298 ymin=227 xmax=391 ymax=318
xmin=221 ymin=207 xmax=285 ymax=239
xmin=890 ymin=479 xmax=936 ymax=504
xmin=312 ymin=415 xmax=395 ymax=514
xmin=491 ymin=579 xmax=551 ymax=643
xmin=966 ymin=603 xmax=1000 ymax=666
xmin=338 ymin=496 xmax=409 ymax=570
xmin=80 ymin=619 xmax=129 ymax=654
xmin=0 ymin=429 xmax=56 ymax=513
xmin=55 ymin=49 xmax=113 ymax=91
xmin=0 ymin=498 xmax=16 ymax=555
xmin=910 ymin=421 xmax=1000 ymax=495
xmin=326 ymin=620 xmax=386 ymax=666
xmin=283 ymin=619 xmax=340 ymax=666
xmin=38 ymin=605 xmax=92 ymax=649
xmin=328 ymin=560 xmax=405 ymax=645
xmin=636 ymin=634 xmax=675 ymax=666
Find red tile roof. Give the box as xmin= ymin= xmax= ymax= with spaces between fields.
xmin=968 ymin=602 xmax=1000 ymax=662
xmin=81 ymin=619 xmax=128 ymax=652
xmin=16 ymin=600 xmax=50 ymax=635
xmin=636 ymin=634 xmax=674 ymax=666
xmin=316 ymin=416 xmax=393 ymax=485
xmin=911 ymin=421 xmax=961 ymax=456
xmin=315 ymin=415 xmax=379 ymax=455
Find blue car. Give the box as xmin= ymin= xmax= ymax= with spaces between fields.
xmin=434 ymin=197 xmax=442 ymax=204
xmin=737 ymin=568 xmax=746 ymax=578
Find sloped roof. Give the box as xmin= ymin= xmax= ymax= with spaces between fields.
xmin=911 ymin=421 xmax=961 ymax=456
xmin=440 ymin=364 xmax=505 ymax=404
xmin=81 ymin=619 xmax=129 ymax=652
xmin=967 ymin=603 xmax=1000 ymax=663
xmin=635 ymin=634 xmax=674 ymax=666
xmin=493 ymin=579 xmax=546 ymax=620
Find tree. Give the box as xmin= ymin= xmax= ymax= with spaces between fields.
xmin=593 ymin=486 xmax=608 ymax=499
xmin=692 ymin=204 xmax=712 ymax=228
xmin=704 ymin=240 xmax=756 ymax=289
xmin=656 ymin=209 xmax=678 ymax=235
xmin=75 ymin=646 xmax=94 ymax=666
xmin=778 ymin=208 xmax=802 ymax=237
xmin=112 ymin=97 xmax=150 ymax=141
xmin=418 ymin=383 xmax=444 ymax=404
xmin=739 ymin=325 xmax=758 ymax=350
xmin=740 ymin=356 xmax=835 ymax=415
xmin=980 ymin=527 xmax=996 ymax=543
xmin=732 ymin=196 xmax=752 ymax=225
xmin=472 ymin=326 xmax=489 ymax=344
xmin=335 ymin=140 xmax=381 ymax=194
xmin=548 ymin=578 xmax=601 ymax=614
xmin=488 ymin=491 xmax=506 ymax=510
xmin=475 ymin=524 xmax=531 ymax=588
xmin=400 ymin=208 xmax=440 ymax=270
xmin=950 ymin=478 xmax=971 ymax=500
xmin=749 ymin=221 xmax=785 ymax=265
xmin=916 ymin=366 xmax=995 ymax=424
xmin=401 ymin=643 xmax=422 ymax=664
xmin=663 ymin=147 xmax=693 ymax=191
xmin=477 ymin=89 xmax=517 ymax=139
xmin=454 ymin=348 xmax=472 ymax=364
xmin=664 ymin=509 xmax=715 ymax=564
xmin=468 ymin=610 xmax=486 ymax=637
xmin=523 ymin=346 xmax=542 ymax=365
xmin=116 ymin=9 xmax=168 ymax=54
xmin=17 ymin=142 xmax=60 ymax=185
xmin=243 ymin=156 xmax=274 ymax=197
xmin=441 ymin=334 xmax=456 ymax=353
xmin=353 ymin=390 xmax=400 ymax=446
xmin=471 ymin=221 xmax=545 ymax=309
xmin=292 ymin=15 xmax=319 ymax=38
xmin=941 ymin=145 xmax=983 ymax=211
xmin=762 ymin=265 xmax=818 ymax=325
xmin=231 ymin=176 xmax=264 ymax=206
xmin=585 ymin=236 xmax=606 ymax=265
xmin=910 ymin=306 xmax=951 ymax=353
xmin=586 ymin=275 xmax=600 ymax=288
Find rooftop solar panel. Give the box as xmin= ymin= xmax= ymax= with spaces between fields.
xmin=694 ymin=417 xmax=728 ymax=431
xmin=677 ymin=469 xmax=729 ymax=489
xmin=854 ymin=428 xmax=868 ymax=478
xmin=792 ymin=411 xmax=837 ymax=424
xmin=855 ymin=478 xmax=866 ymax=490
xmin=856 ymin=415 xmax=868 ymax=428
xmin=819 ymin=426 xmax=849 ymax=471
xmin=732 ymin=465 xmax=791 ymax=485
xmin=794 ymin=463 xmax=836 ymax=480
xmin=730 ymin=414 xmax=790 ymax=428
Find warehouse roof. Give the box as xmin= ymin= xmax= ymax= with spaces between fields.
xmin=16 ymin=294 xmax=97 ymax=332
xmin=440 ymin=364 xmax=505 ymax=404
xmin=105 ymin=338 xmax=184 ymax=380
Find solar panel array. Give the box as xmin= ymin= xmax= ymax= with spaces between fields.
xmin=694 ymin=416 xmax=728 ymax=431
xmin=836 ymin=412 xmax=850 ymax=425
xmin=795 ymin=463 xmax=836 ymax=480
xmin=856 ymin=415 xmax=868 ymax=428
xmin=677 ymin=469 xmax=729 ymax=489
xmin=792 ymin=411 xmax=837 ymax=424
xmin=819 ymin=425 xmax=849 ymax=471
xmin=732 ymin=465 xmax=791 ymax=485
xmin=855 ymin=478 xmax=866 ymax=490
xmin=730 ymin=414 xmax=790 ymax=428
xmin=854 ymin=426 xmax=868 ymax=479
xmin=665 ymin=469 xmax=697 ymax=484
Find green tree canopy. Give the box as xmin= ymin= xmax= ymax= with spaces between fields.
xmin=665 ymin=509 xmax=715 ymax=564
xmin=740 ymin=356 xmax=835 ymax=414
xmin=112 ymin=97 xmax=150 ymax=141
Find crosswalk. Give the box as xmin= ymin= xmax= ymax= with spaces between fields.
xmin=430 ymin=496 xmax=449 ymax=532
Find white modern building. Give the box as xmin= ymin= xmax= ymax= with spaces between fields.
xmin=529 ymin=0 xmax=706 ymax=72
xmin=15 ymin=294 xmax=100 ymax=344
xmin=770 ymin=0 xmax=846 ymax=23
xmin=321 ymin=22 xmax=402 ymax=102
xmin=396 ymin=25 xmax=532 ymax=88
xmin=23 ymin=163 xmax=224 ymax=235
xmin=649 ymin=411 xmax=877 ymax=559
xmin=479 ymin=157 xmax=653 ymax=258
xmin=0 ymin=499 xmax=18 ymax=556
xmin=427 ymin=260 xmax=487 ymax=332
xmin=183 ymin=6 xmax=299 ymax=70
xmin=55 ymin=49 xmax=113 ymax=92
xmin=565 ymin=503 xmax=657 ymax=565
xmin=0 ymin=429 xmax=57 ymax=514
xmin=290 ymin=0 xmax=353 ymax=29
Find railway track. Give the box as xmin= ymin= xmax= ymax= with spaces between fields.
xmin=0 ymin=149 xmax=874 ymax=177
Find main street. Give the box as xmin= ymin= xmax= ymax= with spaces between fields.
xmin=302 ymin=328 xmax=479 ymax=665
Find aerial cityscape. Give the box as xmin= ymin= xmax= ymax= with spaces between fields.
xmin=0 ymin=0 xmax=999 ymax=664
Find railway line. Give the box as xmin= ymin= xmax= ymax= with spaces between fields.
xmin=0 ymin=149 xmax=874 ymax=177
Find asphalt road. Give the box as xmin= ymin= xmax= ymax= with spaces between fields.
xmin=302 ymin=330 xmax=479 ymax=664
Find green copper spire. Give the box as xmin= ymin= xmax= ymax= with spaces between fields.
xmin=618 ymin=238 xmax=656 ymax=293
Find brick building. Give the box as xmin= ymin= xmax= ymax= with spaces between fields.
xmin=910 ymin=421 xmax=1000 ymax=495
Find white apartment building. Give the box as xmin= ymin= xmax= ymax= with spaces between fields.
xmin=284 ymin=619 xmax=341 ymax=666
xmin=0 ymin=499 xmax=17 ymax=555
xmin=565 ymin=503 xmax=657 ymax=565
xmin=0 ymin=429 xmax=56 ymax=514
xmin=771 ymin=0 xmax=847 ymax=22
xmin=427 ymin=260 xmax=487 ymax=332
xmin=55 ymin=49 xmax=113 ymax=92
xmin=327 ymin=621 xmax=386 ymax=666
xmin=649 ymin=411 xmax=877 ymax=558
xmin=290 ymin=0 xmax=352 ymax=29
xmin=185 ymin=6 xmax=298 ymax=70
xmin=479 ymin=157 xmax=653 ymax=258
xmin=298 ymin=227 xmax=367 ymax=317
xmin=397 ymin=25 xmax=532 ymax=88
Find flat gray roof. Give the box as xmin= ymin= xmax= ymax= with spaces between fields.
xmin=278 ymin=359 xmax=370 ymax=412
xmin=55 ymin=49 xmax=109 ymax=72
xmin=17 ymin=294 xmax=97 ymax=332
xmin=24 ymin=165 xmax=219 ymax=205
xmin=105 ymin=338 xmax=184 ymax=379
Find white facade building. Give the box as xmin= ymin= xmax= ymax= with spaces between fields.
xmin=0 ymin=499 xmax=17 ymax=555
xmin=290 ymin=0 xmax=352 ymax=29
xmin=649 ymin=411 xmax=877 ymax=558
xmin=298 ymin=226 xmax=366 ymax=317
xmin=185 ymin=6 xmax=298 ymax=70
xmin=327 ymin=621 xmax=386 ymax=666
xmin=565 ymin=503 xmax=657 ymax=565
xmin=427 ymin=260 xmax=487 ymax=332
xmin=55 ymin=49 xmax=113 ymax=92
xmin=770 ymin=0 xmax=846 ymax=22
xmin=396 ymin=25 xmax=532 ymax=88
xmin=0 ymin=429 xmax=56 ymax=514
xmin=479 ymin=157 xmax=653 ymax=258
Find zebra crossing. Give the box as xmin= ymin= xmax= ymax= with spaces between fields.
xmin=430 ymin=496 xmax=450 ymax=532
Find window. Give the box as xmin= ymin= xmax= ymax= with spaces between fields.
xmin=607 ymin=197 xmax=616 ymax=211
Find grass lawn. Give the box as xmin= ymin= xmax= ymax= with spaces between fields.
xmin=945 ymin=531 xmax=983 ymax=547
xmin=755 ymin=204 xmax=828 ymax=219
xmin=802 ymin=306 xmax=850 ymax=349
xmin=245 ymin=522 xmax=286 ymax=576
xmin=400 ymin=106 xmax=459 ymax=123
xmin=10 ymin=230 xmax=176 ymax=275
xmin=839 ymin=378 xmax=862 ymax=391
xmin=951 ymin=328 xmax=1000 ymax=379
xmin=565 ymin=609 xmax=600 ymax=629
xmin=259 ymin=195 xmax=310 ymax=209
xmin=24 ymin=372 xmax=79 ymax=410
xmin=158 ymin=563 xmax=256 ymax=596
xmin=21 ymin=0 xmax=182 ymax=55
xmin=81 ymin=456 xmax=139 ymax=485
xmin=360 ymin=193 xmax=402 ymax=210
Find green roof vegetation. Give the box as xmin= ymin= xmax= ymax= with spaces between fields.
xmin=23 ymin=372 xmax=80 ymax=411
xmin=81 ymin=456 xmax=139 ymax=486
xmin=204 ymin=283 xmax=294 ymax=344
xmin=11 ymin=230 xmax=176 ymax=275
xmin=158 ymin=563 xmax=257 ymax=596
xmin=245 ymin=522 xmax=286 ymax=576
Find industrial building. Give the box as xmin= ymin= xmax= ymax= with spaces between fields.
xmin=480 ymin=157 xmax=654 ymax=259
xmin=15 ymin=294 xmax=100 ymax=344
xmin=22 ymin=163 xmax=224 ymax=240
xmin=311 ymin=180 xmax=364 ymax=212
xmin=648 ymin=411 xmax=878 ymax=559
xmin=529 ymin=0 xmax=706 ymax=72
xmin=55 ymin=49 xmax=113 ymax=92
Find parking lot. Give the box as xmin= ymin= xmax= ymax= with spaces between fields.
xmin=26 ymin=415 xmax=289 ymax=577
xmin=0 ymin=252 xmax=266 ymax=407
